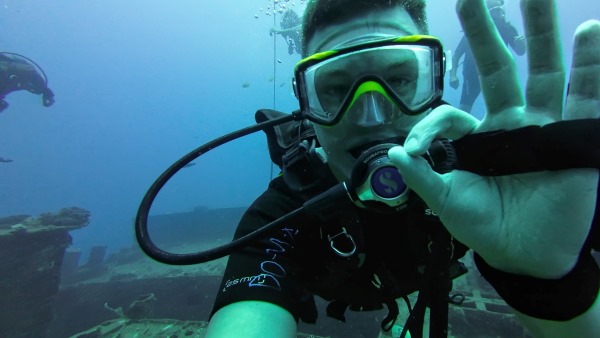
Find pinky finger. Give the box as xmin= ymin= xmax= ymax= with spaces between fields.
xmin=565 ymin=20 xmax=600 ymax=120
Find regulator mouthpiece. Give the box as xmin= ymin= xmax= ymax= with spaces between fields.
xmin=348 ymin=139 xmax=455 ymax=212
xmin=351 ymin=143 xmax=410 ymax=210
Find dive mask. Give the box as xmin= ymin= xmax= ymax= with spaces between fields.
xmin=293 ymin=35 xmax=445 ymax=126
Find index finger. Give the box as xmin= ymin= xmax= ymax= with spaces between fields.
xmin=457 ymin=0 xmax=524 ymax=115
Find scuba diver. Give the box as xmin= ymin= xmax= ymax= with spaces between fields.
xmin=270 ymin=9 xmax=302 ymax=55
xmin=202 ymin=0 xmax=600 ymax=337
xmin=0 ymin=52 xmax=55 ymax=113
xmin=134 ymin=0 xmax=600 ymax=337
xmin=448 ymin=0 xmax=526 ymax=113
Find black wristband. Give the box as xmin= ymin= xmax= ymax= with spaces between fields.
xmin=474 ymin=252 xmax=599 ymax=321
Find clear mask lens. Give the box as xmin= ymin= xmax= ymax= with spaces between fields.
xmin=299 ymin=42 xmax=442 ymax=125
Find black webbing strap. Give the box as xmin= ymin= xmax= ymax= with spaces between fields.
xmin=381 ymin=299 xmax=400 ymax=332
xmin=453 ymin=119 xmax=600 ymax=175
xmin=474 ymin=250 xmax=600 ymax=321
xmin=401 ymin=227 xmax=453 ymax=338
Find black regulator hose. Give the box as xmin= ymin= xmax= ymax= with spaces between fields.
xmin=135 ymin=112 xmax=300 ymax=265
xmin=136 ymin=105 xmax=459 ymax=266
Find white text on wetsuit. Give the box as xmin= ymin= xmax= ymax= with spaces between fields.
xmin=223 ymin=227 xmax=298 ymax=292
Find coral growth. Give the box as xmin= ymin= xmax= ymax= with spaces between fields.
xmin=0 ymin=214 xmax=31 ymax=229
xmin=26 ymin=207 xmax=91 ymax=228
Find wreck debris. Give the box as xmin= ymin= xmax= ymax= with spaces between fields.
xmin=104 ymin=293 xmax=157 ymax=319
xmin=0 ymin=207 xmax=90 ymax=338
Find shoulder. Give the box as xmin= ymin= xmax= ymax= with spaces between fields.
xmin=254 ymin=176 xmax=306 ymax=210
xmin=236 ymin=176 xmax=308 ymax=235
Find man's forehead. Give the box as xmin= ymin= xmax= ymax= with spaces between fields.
xmin=319 ymin=49 xmax=418 ymax=73
xmin=306 ymin=7 xmax=420 ymax=55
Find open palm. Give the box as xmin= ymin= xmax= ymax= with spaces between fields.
xmin=389 ymin=0 xmax=600 ymax=279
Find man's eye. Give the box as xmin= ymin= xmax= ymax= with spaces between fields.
xmin=387 ymin=76 xmax=413 ymax=87
xmin=323 ymin=84 xmax=348 ymax=98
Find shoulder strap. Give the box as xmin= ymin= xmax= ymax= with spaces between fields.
xmin=255 ymin=109 xmax=336 ymax=195
xmin=255 ymin=109 xmax=314 ymax=168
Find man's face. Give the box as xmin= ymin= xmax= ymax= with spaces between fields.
xmin=305 ymin=7 xmax=426 ymax=181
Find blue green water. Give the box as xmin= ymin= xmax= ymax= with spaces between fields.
xmin=0 ymin=0 xmax=597 ymax=266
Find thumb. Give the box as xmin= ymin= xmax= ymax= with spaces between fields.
xmin=388 ymin=145 xmax=448 ymax=212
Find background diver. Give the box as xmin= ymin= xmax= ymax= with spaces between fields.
xmin=0 ymin=52 xmax=55 ymax=113
xmin=448 ymin=0 xmax=526 ymax=113
xmin=270 ymin=9 xmax=303 ymax=55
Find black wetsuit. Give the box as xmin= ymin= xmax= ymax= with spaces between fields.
xmin=0 ymin=53 xmax=54 ymax=112
xmin=454 ymin=20 xmax=524 ymax=111
xmin=211 ymin=174 xmax=468 ymax=325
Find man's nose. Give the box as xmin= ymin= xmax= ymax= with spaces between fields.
xmin=348 ymin=92 xmax=400 ymax=127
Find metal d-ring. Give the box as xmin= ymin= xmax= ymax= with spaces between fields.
xmin=328 ymin=227 xmax=357 ymax=257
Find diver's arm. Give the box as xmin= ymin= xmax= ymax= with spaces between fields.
xmin=208 ymin=176 xmax=306 ymax=338
xmin=206 ymin=301 xmax=297 ymax=338
xmin=505 ymin=23 xmax=527 ymax=55
xmin=388 ymin=0 xmax=600 ymax=336
xmin=449 ymin=36 xmax=467 ymax=88
xmin=272 ymin=24 xmax=302 ymax=35
xmin=42 ymin=87 xmax=55 ymax=107
xmin=450 ymin=36 xmax=467 ymax=77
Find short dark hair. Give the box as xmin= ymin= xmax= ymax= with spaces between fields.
xmin=301 ymin=0 xmax=428 ymax=56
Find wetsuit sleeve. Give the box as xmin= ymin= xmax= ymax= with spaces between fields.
xmin=451 ymin=36 xmax=468 ymax=75
xmin=210 ymin=176 xmax=314 ymax=323
xmin=500 ymin=23 xmax=526 ymax=56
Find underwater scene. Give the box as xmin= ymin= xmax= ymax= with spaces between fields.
xmin=1 ymin=0 xmax=599 ymax=337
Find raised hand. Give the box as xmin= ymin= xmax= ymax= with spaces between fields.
xmin=389 ymin=0 xmax=600 ymax=279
